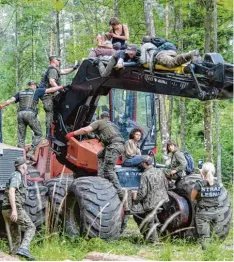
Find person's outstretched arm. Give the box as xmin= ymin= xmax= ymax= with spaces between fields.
xmin=0 ymin=97 xmax=16 ymax=110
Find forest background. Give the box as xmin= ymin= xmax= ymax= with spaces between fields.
xmin=0 ymin=0 xmax=232 ymax=184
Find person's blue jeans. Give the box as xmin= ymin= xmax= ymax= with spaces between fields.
xmin=122 ymin=155 xmax=145 ymax=167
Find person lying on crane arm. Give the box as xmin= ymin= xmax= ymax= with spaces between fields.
xmin=94 ymin=44 xmax=140 ymax=77
xmin=140 ymin=36 xmax=200 ymax=74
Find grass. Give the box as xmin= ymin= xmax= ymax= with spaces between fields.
xmin=0 ymin=216 xmax=233 ymax=261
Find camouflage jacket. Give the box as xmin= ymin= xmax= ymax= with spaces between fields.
xmin=2 ymin=171 xmax=28 ymax=210
xmin=171 ymin=149 xmax=187 ymax=174
xmin=134 ymin=166 xmax=169 ymax=211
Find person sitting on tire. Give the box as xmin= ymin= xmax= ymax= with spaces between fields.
xmin=132 ymin=156 xmax=169 ymax=244
xmin=191 ymin=162 xmax=221 ymax=250
xmin=166 ymin=140 xmax=187 ymax=182
xmin=65 ymin=111 xmax=125 ymax=199
xmin=2 ymin=157 xmax=36 ymax=260
xmin=122 ymin=127 xmax=147 ymax=167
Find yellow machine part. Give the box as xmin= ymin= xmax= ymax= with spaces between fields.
xmin=143 ymin=63 xmax=189 ymax=74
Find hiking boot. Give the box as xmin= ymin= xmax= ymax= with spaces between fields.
xmin=16 ymin=248 xmax=35 ymax=260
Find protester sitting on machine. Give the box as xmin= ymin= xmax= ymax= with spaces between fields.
xmin=140 ymin=36 xmax=200 ymax=74
xmin=88 ymin=34 xmax=116 ymax=58
xmin=191 ymin=162 xmax=221 ymax=250
xmin=122 ymin=128 xmax=147 ymax=167
xmin=105 ymin=17 xmax=129 ymax=50
xmin=95 ymin=44 xmax=139 ymax=77
xmin=165 ymin=140 xmax=187 ymax=183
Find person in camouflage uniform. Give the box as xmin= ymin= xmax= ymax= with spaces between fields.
xmin=66 ymin=111 xmax=125 ymax=199
xmin=132 ymin=156 xmax=169 ymax=243
xmin=0 ymin=80 xmax=67 ymax=160
xmin=38 ymin=55 xmax=79 ymax=137
xmin=2 ymin=157 xmax=35 ymax=260
xmin=166 ymin=140 xmax=187 ymax=182
xmin=191 ymin=162 xmax=221 ymax=250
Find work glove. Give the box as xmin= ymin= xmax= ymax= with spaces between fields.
xmin=73 ymin=63 xmax=80 ymax=70
xmin=65 ymin=131 xmax=75 ymax=140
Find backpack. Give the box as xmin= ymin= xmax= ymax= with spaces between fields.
xmin=150 ymin=37 xmax=167 ymax=47
xmin=150 ymin=37 xmax=177 ymax=52
xmin=184 ymin=151 xmax=195 ymax=175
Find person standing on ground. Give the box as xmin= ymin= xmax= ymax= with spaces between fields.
xmin=65 ymin=111 xmax=125 ymax=199
xmin=38 ymin=55 xmax=79 ymax=137
xmin=191 ymin=162 xmax=221 ymax=250
xmin=2 ymin=157 xmax=36 ymax=260
xmin=132 ymin=156 xmax=169 ymax=244
xmin=0 ymin=80 xmax=67 ymax=160
xmin=166 ymin=140 xmax=187 ymax=182
xmin=105 ymin=17 xmax=129 ymax=50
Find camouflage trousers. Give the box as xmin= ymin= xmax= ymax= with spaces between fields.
xmin=97 ymin=142 xmax=124 ymax=198
xmin=98 ymin=56 xmax=117 ymax=77
xmin=195 ymin=207 xmax=220 ymax=239
xmin=134 ymin=209 xmax=159 ymax=242
xmin=2 ymin=208 xmax=36 ymax=253
xmin=155 ymin=50 xmax=191 ymax=69
xmin=41 ymin=94 xmax=53 ymax=133
xmin=17 ymin=111 xmax=42 ymax=150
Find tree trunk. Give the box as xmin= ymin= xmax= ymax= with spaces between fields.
xmin=143 ymin=0 xmax=156 ymax=36
xmin=113 ymin=0 xmax=120 ymax=18
xmin=203 ymin=0 xmax=213 ymax=162
xmin=56 ymin=10 xmax=61 ymax=57
xmin=180 ymin=98 xmax=186 ymax=151
xmin=15 ymin=4 xmax=19 ymax=91
xmin=143 ymin=0 xmax=169 ymax=163
xmin=213 ymin=0 xmax=222 ymax=182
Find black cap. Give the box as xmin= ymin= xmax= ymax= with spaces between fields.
xmin=100 ymin=111 xmax=110 ymax=119
xmin=27 ymin=80 xmax=36 ymax=86
xmin=49 ymin=55 xmax=61 ymax=62
xmin=14 ymin=157 xmax=26 ymax=167
xmin=142 ymin=156 xmax=153 ymax=165
xmin=125 ymin=44 xmax=137 ymax=54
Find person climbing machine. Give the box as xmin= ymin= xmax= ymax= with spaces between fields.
xmin=38 ymin=55 xmax=79 ymax=137
xmin=65 ymin=111 xmax=125 ymax=199
xmin=0 ymin=80 xmax=68 ymax=160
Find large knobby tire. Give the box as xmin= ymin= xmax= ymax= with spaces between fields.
xmin=65 ymin=176 xmax=123 ymax=240
xmin=45 ymin=177 xmax=73 ymax=232
xmin=24 ymin=165 xmax=47 ymax=228
xmin=176 ymin=174 xmax=232 ymax=240
xmin=24 ymin=183 xmax=48 ymax=228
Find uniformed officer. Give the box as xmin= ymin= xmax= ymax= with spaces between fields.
xmin=191 ymin=162 xmax=221 ymax=250
xmin=132 ymin=156 xmax=169 ymax=244
xmin=65 ymin=111 xmax=125 ymax=199
xmin=0 ymin=80 xmax=67 ymax=160
xmin=166 ymin=140 xmax=187 ymax=182
xmin=2 ymin=157 xmax=35 ymax=260
xmin=38 ymin=55 xmax=79 ymax=137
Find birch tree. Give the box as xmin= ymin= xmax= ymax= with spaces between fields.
xmin=143 ymin=0 xmax=170 ymax=163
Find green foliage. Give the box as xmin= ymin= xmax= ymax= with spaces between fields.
xmin=0 ymin=217 xmax=232 ymax=261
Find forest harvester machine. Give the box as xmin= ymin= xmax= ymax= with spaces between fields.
xmin=0 ymin=52 xmax=232 ymax=240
